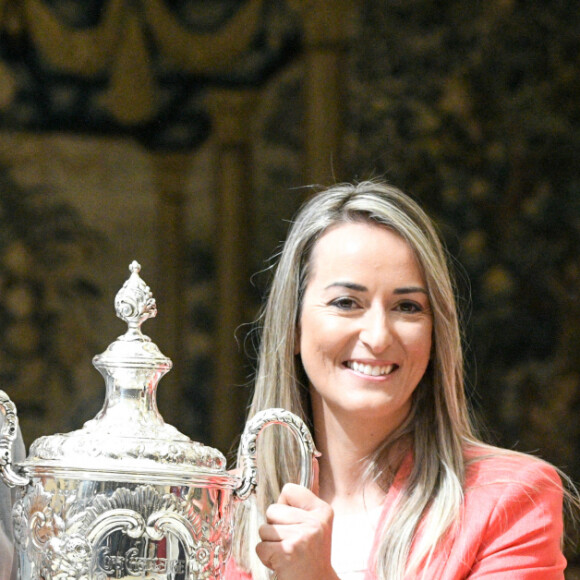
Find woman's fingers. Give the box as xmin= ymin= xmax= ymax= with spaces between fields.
xmin=277 ymin=481 xmax=324 ymax=509
xmin=255 ymin=483 xmax=335 ymax=579
xmin=258 ymin=522 xmax=282 ymax=543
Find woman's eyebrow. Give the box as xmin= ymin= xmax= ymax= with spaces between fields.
xmin=394 ymin=286 xmax=428 ymax=295
xmin=324 ymin=283 xmax=428 ymax=294
xmin=324 ymin=281 xmax=367 ymax=292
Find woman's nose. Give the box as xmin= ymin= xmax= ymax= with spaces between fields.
xmin=359 ymin=308 xmax=392 ymax=353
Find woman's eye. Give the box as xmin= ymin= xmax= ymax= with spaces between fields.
xmin=330 ymin=297 xmax=359 ymax=310
xmin=397 ymin=301 xmax=423 ymax=313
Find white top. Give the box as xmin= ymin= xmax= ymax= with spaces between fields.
xmin=331 ymin=504 xmax=383 ymax=580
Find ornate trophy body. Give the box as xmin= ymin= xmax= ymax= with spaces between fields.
xmin=0 ymin=262 xmax=315 ymax=579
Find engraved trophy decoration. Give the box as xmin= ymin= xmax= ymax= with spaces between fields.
xmin=0 ymin=261 xmax=315 ymax=579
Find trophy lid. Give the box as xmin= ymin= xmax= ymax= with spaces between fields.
xmin=20 ymin=261 xmax=229 ymax=485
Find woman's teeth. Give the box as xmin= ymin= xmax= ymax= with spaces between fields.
xmin=346 ymin=361 xmax=395 ymax=376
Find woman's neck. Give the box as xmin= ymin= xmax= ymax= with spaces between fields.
xmin=311 ymin=396 xmax=413 ymax=515
xmin=313 ymin=411 xmax=393 ymax=514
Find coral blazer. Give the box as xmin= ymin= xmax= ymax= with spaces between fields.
xmin=224 ymin=449 xmax=566 ymax=579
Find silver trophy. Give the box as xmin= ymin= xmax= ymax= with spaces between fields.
xmin=0 ymin=261 xmax=315 ymax=579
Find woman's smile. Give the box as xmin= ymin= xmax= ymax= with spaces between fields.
xmin=344 ymin=360 xmax=398 ymax=378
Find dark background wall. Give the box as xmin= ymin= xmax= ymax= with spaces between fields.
xmin=0 ymin=0 xmax=578 ymax=570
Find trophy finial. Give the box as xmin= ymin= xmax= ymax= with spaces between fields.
xmin=129 ymin=260 xmax=141 ymax=275
xmin=114 ymin=261 xmax=157 ymax=339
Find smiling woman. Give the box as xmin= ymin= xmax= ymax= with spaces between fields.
xmin=225 ymin=181 xmax=579 ymax=580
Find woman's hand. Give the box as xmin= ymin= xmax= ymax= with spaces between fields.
xmin=255 ymin=482 xmax=339 ymax=580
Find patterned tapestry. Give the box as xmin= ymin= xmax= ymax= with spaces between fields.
xmin=0 ymin=0 xmax=300 ymax=149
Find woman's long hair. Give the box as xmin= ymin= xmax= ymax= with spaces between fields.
xmin=231 ymin=181 xmax=483 ymax=579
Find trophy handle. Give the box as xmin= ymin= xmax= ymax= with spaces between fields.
xmin=234 ymin=408 xmax=316 ymax=501
xmin=0 ymin=390 xmax=29 ymax=487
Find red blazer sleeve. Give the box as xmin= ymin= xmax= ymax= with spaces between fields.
xmin=461 ymin=457 xmax=566 ymax=579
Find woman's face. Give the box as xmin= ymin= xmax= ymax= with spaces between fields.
xmin=297 ymin=222 xmax=433 ymax=432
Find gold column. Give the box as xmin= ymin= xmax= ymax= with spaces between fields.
xmin=300 ymin=0 xmax=354 ymax=185
xmin=153 ymin=152 xmax=189 ymax=430
xmin=207 ymin=90 xmax=257 ymax=453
